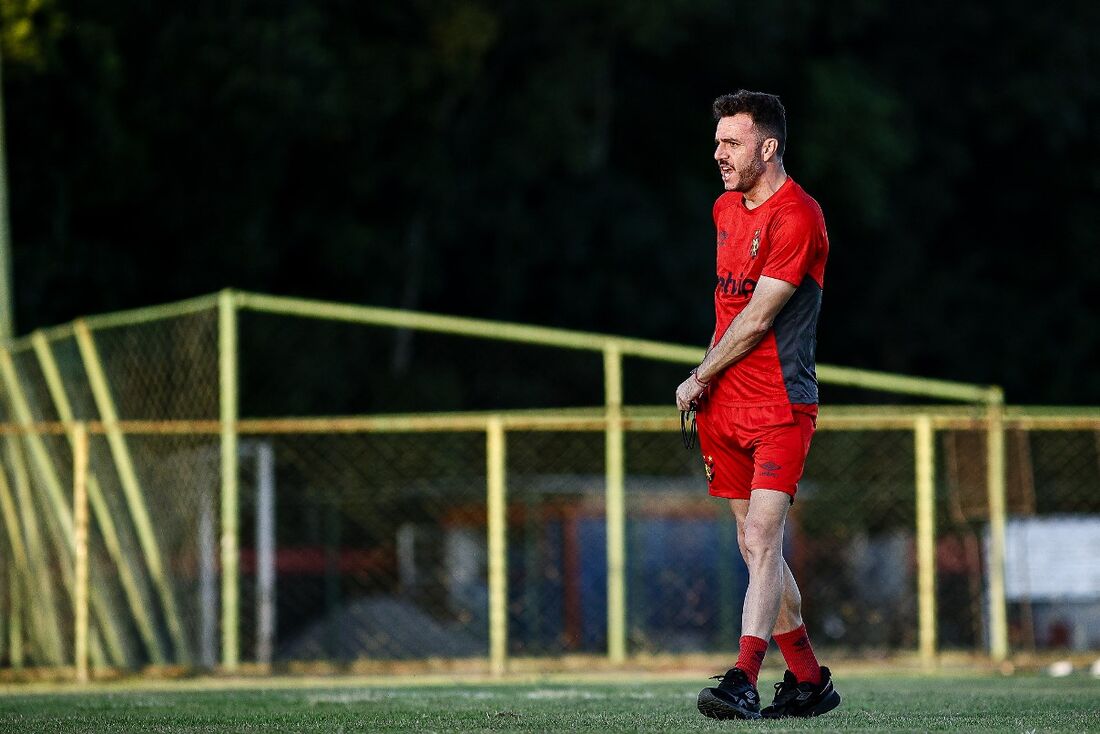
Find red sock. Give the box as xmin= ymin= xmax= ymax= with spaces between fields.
xmin=734 ymin=635 xmax=768 ymax=686
xmin=773 ymin=624 xmax=821 ymax=685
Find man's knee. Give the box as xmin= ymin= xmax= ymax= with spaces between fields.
xmin=742 ymin=520 xmax=782 ymax=565
xmin=734 ymin=525 xmax=749 ymax=559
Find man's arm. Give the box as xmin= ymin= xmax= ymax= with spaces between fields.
xmin=675 ymin=275 xmax=796 ymax=410
xmin=697 ymin=276 xmax=796 ymax=381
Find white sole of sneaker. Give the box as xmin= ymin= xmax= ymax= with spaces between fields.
xmin=697 ymin=688 xmax=763 ymax=720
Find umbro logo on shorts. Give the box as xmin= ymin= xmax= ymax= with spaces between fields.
xmin=760 ymin=460 xmax=782 ymax=478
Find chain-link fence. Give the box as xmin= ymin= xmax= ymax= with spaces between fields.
xmin=0 ymin=291 xmax=1097 ymax=677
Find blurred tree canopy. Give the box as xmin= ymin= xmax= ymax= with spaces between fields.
xmin=2 ymin=0 xmax=1098 ymax=404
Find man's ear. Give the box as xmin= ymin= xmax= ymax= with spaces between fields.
xmin=761 ymin=137 xmax=779 ymax=162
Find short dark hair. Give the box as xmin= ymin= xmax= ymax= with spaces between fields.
xmin=712 ymin=90 xmax=787 ymax=158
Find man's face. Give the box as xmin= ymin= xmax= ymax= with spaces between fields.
xmin=714 ymin=114 xmax=765 ymax=192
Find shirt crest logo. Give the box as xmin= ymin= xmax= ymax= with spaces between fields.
xmin=717 ymin=229 xmax=729 ymax=248
xmin=750 ymin=230 xmax=761 ymax=259
xmin=703 ymin=455 xmax=715 ymax=483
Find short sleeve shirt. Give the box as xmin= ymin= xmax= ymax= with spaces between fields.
xmin=710 ymin=177 xmax=828 ymax=407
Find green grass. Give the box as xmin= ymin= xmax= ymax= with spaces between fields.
xmin=0 ymin=673 xmax=1098 ymax=733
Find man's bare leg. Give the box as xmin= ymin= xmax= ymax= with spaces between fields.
xmin=730 ymin=495 xmax=832 ymax=700
xmin=716 ymin=489 xmax=790 ymax=690
xmin=729 ymin=491 xmax=791 ymax=638
xmin=729 ymin=498 xmax=803 ymax=635
xmin=702 ymin=492 xmax=839 ymax=720
xmin=695 ymin=491 xmax=786 ymax=720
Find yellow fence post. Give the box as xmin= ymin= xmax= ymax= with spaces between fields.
xmin=74 ymin=319 xmax=191 ymax=664
xmin=603 ymin=345 xmax=626 ymax=665
xmin=2 ymin=435 xmax=64 ymax=663
xmin=0 ymin=544 xmax=5 ymax=663
xmin=31 ymin=331 xmax=162 ymax=665
xmin=985 ymin=388 xmax=1009 ymax=662
xmin=73 ymin=421 xmax=90 ymax=683
xmin=486 ymin=416 xmax=508 ymax=676
xmin=0 ymin=451 xmax=30 ymax=668
xmin=219 ymin=289 xmax=240 ymax=670
xmin=914 ymin=415 xmax=937 ymax=668
xmin=0 ymin=348 xmax=118 ymax=665
xmin=0 ymin=290 xmax=1023 ymax=675
xmin=0 ymin=545 xmax=4 ymax=663
xmin=0 ymin=349 xmax=75 ymax=540
xmin=7 ymin=566 xmax=21 ymax=668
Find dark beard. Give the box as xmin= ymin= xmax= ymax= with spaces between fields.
xmin=732 ymin=153 xmax=765 ymax=192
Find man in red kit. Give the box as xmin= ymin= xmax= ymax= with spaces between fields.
xmin=676 ymin=90 xmax=841 ymax=720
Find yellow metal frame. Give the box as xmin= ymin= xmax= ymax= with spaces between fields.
xmin=0 ymin=406 xmax=1093 ymax=671
xmin=73 ymin=320 xmax=191 ymax=664
xmin=231 ymin=289 xmax=993 ymax=401
xmin=6 ymin=562 xmax=21 ymax=668
xmin=914 ymin=415 xmax=936 ymax=668
xmin=72 ymin=422 xmax=89 ymax=683
xmin=4 ymin=289 xmax=1093 ymax=673
xmin=219 ymin=291 xmax=240 ymax=670
xmin=0 ymin=441 xmax=29 ymax=667
xmin=2 ymin=433 xmax=64 ymax=663
xmin=1 ymin=344 xmax=132 ymax=668
xmin=603 ymin=346 xmax=626 ymax=664
xmin=985 ymin=390 xmax=1008 ymax=662
xmin=486 ymin=418 xmax=507 ymax=676
xmin=31 ymin=332 xmax=163 ymax=665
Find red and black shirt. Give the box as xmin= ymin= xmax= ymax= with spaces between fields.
xmin=710 ymin=177 xmax=829 ymax=407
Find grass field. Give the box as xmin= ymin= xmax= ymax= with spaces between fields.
xmin=1 ymin=672 xmax=1098 ymax=733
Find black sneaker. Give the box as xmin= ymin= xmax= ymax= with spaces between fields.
xmin=760 ymin=666 xmax=841 ymax=718
xmin=696 ymin=667 xmax=762 ymax=720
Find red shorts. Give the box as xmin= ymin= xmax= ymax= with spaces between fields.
xmin=695 ymin=403 xmax=817 ymax=501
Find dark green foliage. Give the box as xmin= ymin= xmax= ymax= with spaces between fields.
xmin=3 ymin=1 xmax=1099 ymax=404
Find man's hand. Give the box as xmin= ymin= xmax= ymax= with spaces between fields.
xmin=675 ymin=371 xmax=708 ymax=411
